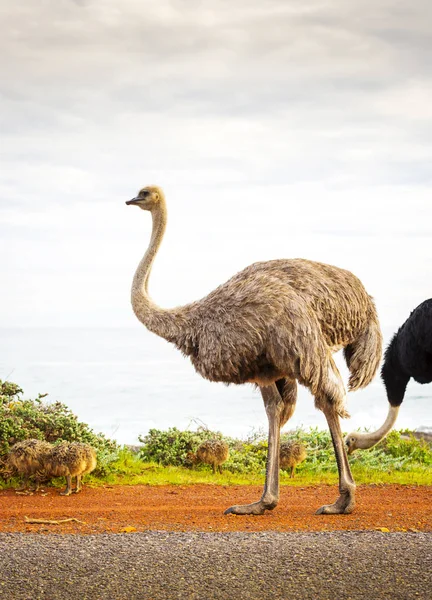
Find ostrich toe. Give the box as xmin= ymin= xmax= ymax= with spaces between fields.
xmin=224 ymin=498 xmax=278 ymax=516
xmin=316 ymin=490 xmax=355 ymax=515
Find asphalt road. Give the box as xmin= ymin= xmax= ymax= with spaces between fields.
xmin=0 ymin=531 xmax=431 ymax=599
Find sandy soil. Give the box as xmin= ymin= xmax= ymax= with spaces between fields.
xmin=0 ymin=484 xmax=430 ymax=535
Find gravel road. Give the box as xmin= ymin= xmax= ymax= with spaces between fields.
xmin=0 ymin=531 xmax=430 ymax=599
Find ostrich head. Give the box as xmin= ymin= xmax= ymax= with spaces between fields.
xmin=126 ymin=185 xmax=164 ymax=210
xmin=344 ymin=402 xmax=401 ymax=454
xmin=344 ymin=433 xmax=361 ymax=454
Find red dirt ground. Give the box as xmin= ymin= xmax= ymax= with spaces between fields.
xmin=0 ymin=484 xmax=430 ymax=535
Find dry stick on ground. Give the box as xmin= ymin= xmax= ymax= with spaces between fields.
xmin=24 ymin=516 xmax=86 ymax=525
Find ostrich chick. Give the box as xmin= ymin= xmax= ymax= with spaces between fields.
xmin=44 ymin=442 xmax=97 ymax=496
xmin=8 ymin=439 xmax=52 ymax=491
xmin=279 ymin=441 xmax=307 ymax=478
xmin=196 ymin=440 xmax=229 ymax=474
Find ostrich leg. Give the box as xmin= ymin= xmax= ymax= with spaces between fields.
xmin=75 ymin=474 xmax=82 ymax=493
xmin=15 ymin=475 xmax=29 ymax=492
xmin=316 ymin=403 xmax=356 ymax=514
xmin=225 ymin=380 xmax=296 ymax=516
xmin=60 ymin=475 xmax=72 ymax=496
xmin=15 ymin=476 xmax=29 ymax=492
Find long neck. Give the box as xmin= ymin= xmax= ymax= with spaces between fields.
xmin=132 ymin=202 xmax=167 ymax=299
xmin=381 ymin=333 xmax=410 ymax=405
xmin=354 ymin=405 xmax=400 ymax=450
xmin=131 ymin=201 xmax=183 ymax=341
xmin=348 ymin=331 xmax=409 ymax=450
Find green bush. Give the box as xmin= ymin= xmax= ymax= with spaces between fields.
xmin=139 ymin=427 xmax=225 ymax=467
xmin=2 ymin=380 xmax=430 ymax=483
xmin=224 ymin=439 xmax=268 ymax=474
xmin=138 ymin=425 xmax=432 ymax=476
xmin=139 ymin=427 xmax=269 ymax=474
xmin=383 ymin=430 xmax=432 ymax=465
xmin=0 ymin=380 xmax=118 ymax=478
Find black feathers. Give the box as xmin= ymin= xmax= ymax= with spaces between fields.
xmin=381 ymin=299 xmax=432 ymax=406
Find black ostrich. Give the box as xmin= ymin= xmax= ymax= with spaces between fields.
xmin=346 ymin=299 xmax=432 ymax=453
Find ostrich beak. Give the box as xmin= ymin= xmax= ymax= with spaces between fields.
xmin=126 ymin=197 xmax=140 ymax=206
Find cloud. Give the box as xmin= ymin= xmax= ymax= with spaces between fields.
xmin=0 ymin=0 xmax=431 ymax=327
xmin=2 ymin=1 xmax=431 ymax=117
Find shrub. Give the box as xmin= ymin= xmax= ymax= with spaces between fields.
xmin=138 ymin=425 xmax=432 ymax=475
xmin=0 ymin=380 xmax=118 ymax=478
xmin=383 ymin=430 xmax=432 ymax=465
xmin=139 ymin=427 xmax=225 ymax=467
xmin=139 ymin=427 xmax=269 ymax=473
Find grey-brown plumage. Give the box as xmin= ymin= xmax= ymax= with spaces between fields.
xmin=8 ymin=439 xmax=52 ymax=491
xmin=44 ymin=442 xmax=97 ymax=496
xmin=279 ymin=441 xmax=307 ymax=478
xmin=126 ymin=186 xmax=383 ymax=516
xmin=195 ymin=440 xmax=229 ymax=474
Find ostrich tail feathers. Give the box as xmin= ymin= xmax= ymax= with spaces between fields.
xmin=337 ymin=407 xmax=351 ymax=419
xmin=344 ymin=319 xmax=383 ymax=391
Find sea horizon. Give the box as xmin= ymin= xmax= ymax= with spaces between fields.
xmin=0 ymin=325 xmax=430 ymax=445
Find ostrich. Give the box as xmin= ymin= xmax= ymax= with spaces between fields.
xmin=126 ymin=185 xmax=382 ymax=515
xmin=8 ymin=439 xmax=52 ymax=491
xmin=279 ymin=441 xmax=307 ymax=478
xmin=195 ymin=440 xmax=230 ymax=474
xmin=43 ymin=442 xmax=97 ymax=496
xmin=346 ymin=298 xmax=432 ymax=454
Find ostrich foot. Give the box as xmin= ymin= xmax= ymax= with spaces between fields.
xmin=224 ymin=498 xmax=278 ymax=516
xmin=316 ymin=490 xmax=355 ymax=515
xmin=73 ymin=488 xmax=81 ymax=494
xmin=60 ymin=489 xmax=72 ymax=496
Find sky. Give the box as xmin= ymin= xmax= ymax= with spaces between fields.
xmin=1 ymin=0 xmax=431 ymax=331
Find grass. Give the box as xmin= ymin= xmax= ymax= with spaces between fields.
xmin=81 ymin=444 xmax=432 ymax=488
xmin=3 ymin=464 xmax=430 ymax=491
xmin=1 ymin=380 xmax=430 ymax=490
xmin=83 ymin=464 xmax=431 ymax=488
xmin=87 ymin=465 xmax=431 ymax=488
xmin=2 ymin=428 xmax=431 ymax=491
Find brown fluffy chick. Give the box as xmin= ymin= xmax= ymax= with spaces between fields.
xmin=44 ymin=442 xmax=97 ymax=496
xmin=279 ymin=441 xmax=307 ymax=478
xmin=8 ymin=439 xmax=53 ymax=491
xmin=195 ymin=440 xmax=229 ymax=474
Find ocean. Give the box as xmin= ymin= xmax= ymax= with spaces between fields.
xmin=0 ymin=326 xmax=430 ymax=445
